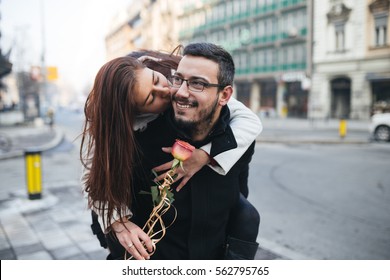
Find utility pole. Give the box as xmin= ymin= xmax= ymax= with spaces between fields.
xmin=39 ymin=0 xmax=47 ymax=118
xmin=0 ymin=0 xmax=13 ymax=79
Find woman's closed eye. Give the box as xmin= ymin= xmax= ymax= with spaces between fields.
xmin=148 ymin=92 xmax=156 ymax=105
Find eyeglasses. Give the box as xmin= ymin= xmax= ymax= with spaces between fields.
xmin=168 ymin=75 xmax=226 ymax=92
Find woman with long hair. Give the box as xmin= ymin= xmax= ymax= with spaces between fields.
xmin=80 ymin=48 xmax=261 ymax=260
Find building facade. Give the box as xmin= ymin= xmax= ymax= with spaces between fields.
xmin=311 ymin=0 xmax=390 ymax=120
xmin=105 ymin=0 xmax=181 ymax=61
xmin=179 ymin=0 xmax=311 ymax=118
xmin=104 ymin=0 xmax=389 ymax=120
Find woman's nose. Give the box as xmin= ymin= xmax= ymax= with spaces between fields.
xmin=155 ymin=84 xmax=171 ymax=98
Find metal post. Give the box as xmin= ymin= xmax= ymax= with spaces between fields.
xmin=339 ymin=119 xmax=347 ymax=138
xmin=25 ymin=149 xmax=42 ymax=199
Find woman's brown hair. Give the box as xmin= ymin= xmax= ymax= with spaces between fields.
xmin=80 ymin=49 xmax=182 ymax=228
xmin=80 ymin=57 xmax=143 ymax=227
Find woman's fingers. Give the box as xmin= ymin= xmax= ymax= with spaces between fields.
xmin=153 ymin=170 xmax=169 ymax=182
xmin=137 ymin=229 xmax=154 ymax=253
xmin=137 ymin=55 xmax=162 ymax=63
xmin=127 ymin=241 xmax=146 ymax=260
xmin=115 ymin=221 xmax=153 ymax=260
xmin=176 ymin=176 xmax=190 ymax=192
xmin=131 ymin=236 xmax=150 ymax=260
xmin=153 ymin=161 xmax=172 ymax=173
xmin=129 ymin=227 xmax=154 ymax=260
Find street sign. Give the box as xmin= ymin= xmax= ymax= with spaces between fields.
xmin=46 ymin=66 xmax=58 ymax=81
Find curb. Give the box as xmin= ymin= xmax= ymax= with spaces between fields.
xmin=0 ymin=128 xmax=65 ymax=160
xmin=257 ymin=237 xmax=311 ymax=260
xmin=256 ymin=138 xmax=370 ymax=145
xmin=0 ymin=192 xmax=59 ymax=217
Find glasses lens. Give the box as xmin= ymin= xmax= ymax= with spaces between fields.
xmin=188 ymin=80 xmax=204 ymax=92
xmin=170 ymin=76 xmax=182 ymax=88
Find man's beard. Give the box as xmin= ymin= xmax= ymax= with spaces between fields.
xmin=173 ymin=93 xmax=219 ymax=137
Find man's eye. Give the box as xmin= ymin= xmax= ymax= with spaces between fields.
xmin=172 ymin=76 xmax=181 ymax=83
xmin=190 ymin=80 xmax=205 ymax=87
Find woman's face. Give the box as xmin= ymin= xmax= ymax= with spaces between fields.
xmin=134 ymin=67 xmax=171 ymax=114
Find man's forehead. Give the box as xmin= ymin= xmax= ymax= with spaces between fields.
xmin=177 ymin=55 xmax=218 ymax=78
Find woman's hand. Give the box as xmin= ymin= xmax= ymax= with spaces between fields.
xmin=137 ymin=55 xmax=162 ymax=63
xmin=153 ymin=148 xmax=210 ymax=191
xmin=111 ymin=219 xmax=154 ymax=260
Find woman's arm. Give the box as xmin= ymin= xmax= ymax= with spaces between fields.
xmin=111 ymin=218 xmax=153 ymax=260
xmin=82 ymin=166 xmax=152 ymax=260
xmin=153 ymin=98 xmax=262 ymax=190
xmin=200 ymin=97 xmax=262 ymax=175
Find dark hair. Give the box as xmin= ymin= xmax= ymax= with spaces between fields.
xmin=80 ymin=48 xmax=183 ymax=227
xmin=80 ymin=56 xmax=144 ymax=227
xmin=183 ymin=42 xmax=235 ymax=90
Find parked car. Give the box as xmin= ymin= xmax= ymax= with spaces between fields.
xmin=370 ymin=113 xmax=390 ymax=142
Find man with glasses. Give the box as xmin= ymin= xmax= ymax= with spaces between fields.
xmin=107 ymin=42 xmax=259 ymax=260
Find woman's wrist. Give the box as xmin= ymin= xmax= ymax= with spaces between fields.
xmin=111 ymin=216 xmax=131 ymax=233
xmin=199 ymin=149 xmax=218 ymax=167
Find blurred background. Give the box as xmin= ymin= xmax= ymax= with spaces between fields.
xmin=0 ymin=0 xmax=389 ymax=260
xmin=1 ymin=0 xmax=389 ymax=120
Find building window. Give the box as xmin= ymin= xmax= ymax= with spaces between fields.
xmin=133 ymin=35 xmax=144 ymax=48
xmin=374 ymin=14 xmax=388 ymax=47
xmin=241 ymin=52 xmax=248 ymax=69
xmin=369 ymin=0 xmax=390 ymax=47
xmin=335 ymin=23 xmax=345 ymax=51
xmin=327 ymin=3 xmax=351 ymax=52
xmin=234 ymin=0 xmax=240 ymax=16
xmin=257 ymin=0 xmax=265 ymax=9
xmin=240 ymin=0 xmax=247 ymax=14
xmin=226 ymin=1 xmax=233 ymax=18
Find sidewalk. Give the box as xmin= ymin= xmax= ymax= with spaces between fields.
xmin=0 ymin=123 xmax=64 ymax=160
xmin=0 ymin=117 xmax=373 ymax=260
xmin=257 ymin=117 xmax=371 ymax=144
xmin=0 ymin=117 xmax=371 ymax=160
xmin=0 ymin=122 xmax=110 ymax=260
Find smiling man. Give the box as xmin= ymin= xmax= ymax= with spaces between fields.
xmin=170 ymin=54 xmax=232 ymax=141
xmin=107 ymin=42 xmax=258 ymax=260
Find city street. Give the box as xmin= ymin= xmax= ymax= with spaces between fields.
xmin=0 ymin=109 xmax=389 ymax=259
xmin=249 ymin=143 xmax=390 ymax=259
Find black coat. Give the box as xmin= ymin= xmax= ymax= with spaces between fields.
xmin=107 ymin=107 xmax=255 ymax=259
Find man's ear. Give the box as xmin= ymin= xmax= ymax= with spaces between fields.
xmin=218 ymin=85 xmax=233 ymax=106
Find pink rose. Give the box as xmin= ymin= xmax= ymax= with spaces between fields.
xmin=171 ymin=139 xmax=195 ymax=162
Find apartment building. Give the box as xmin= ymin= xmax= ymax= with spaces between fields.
xmin=179 ymin=0 xmax=311 ymax=118
xmin=105 ymin=0 xmax=389 ymax=120
xmin=105 ymin=0 xmax=181 ymax=61
xmin=311 ymin=0 xmax=390 ymax=120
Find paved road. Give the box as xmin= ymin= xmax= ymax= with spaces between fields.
xmin=0 ymin=111 xmax=379 ymax=260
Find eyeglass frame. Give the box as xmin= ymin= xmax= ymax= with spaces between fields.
xmin=168 ymin=75 xmax=227 ymax=93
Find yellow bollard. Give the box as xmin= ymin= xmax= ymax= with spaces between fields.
xmin=25 ymin=149 xmax=42 ymax=199
xmin=339 ymin=119 xmax=347 ymax=138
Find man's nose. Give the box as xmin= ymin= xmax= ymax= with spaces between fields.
xmin=175 ymin=81 xmax=190 ymax=98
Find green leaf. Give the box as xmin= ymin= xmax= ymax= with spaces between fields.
xmin=172 ymin=158 xmax=180 ymax=169
xmin=166 ymin=188 xmax=175 ymax=204
xmin=151 ymin=186 xmax=161 ymax=205
xmin=139 ymin=190 xmax=151 ymax=195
